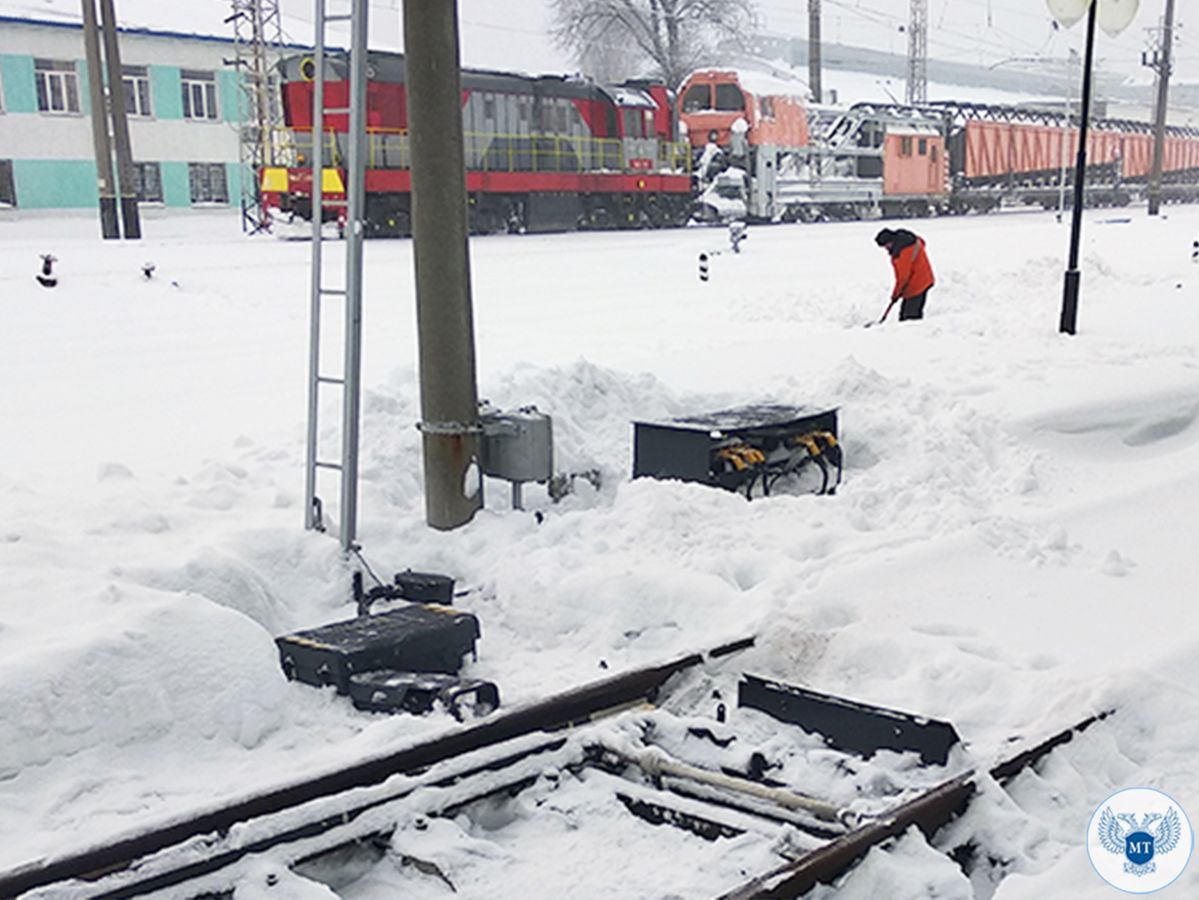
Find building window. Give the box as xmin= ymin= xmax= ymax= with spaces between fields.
xmin=0 ymin=160 xmax=15 ymax=206
xmin=35 ymin=59 xmax=81 ymax=114
xmin=180 ymin=70 xmax=218 ymax=120
xmin=123 ymin=66 xmax=152 ymax=117
xmin=188 ymin=162 xmax=228 ymax=203
xmin=132 ymin=162 xmax=163 ymax=202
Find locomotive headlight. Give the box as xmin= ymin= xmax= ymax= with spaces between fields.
xmin=299 ymin=57 xmax=317 ymax=81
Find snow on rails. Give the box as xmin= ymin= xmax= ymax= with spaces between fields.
xmin=0 ymin=634 xmax=1112 ymax=899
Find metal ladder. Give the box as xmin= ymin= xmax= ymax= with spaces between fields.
xmin=304 ymin=0 xmax=368 ymax=552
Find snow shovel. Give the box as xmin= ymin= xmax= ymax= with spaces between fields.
xmin=864 ymin=297 xmax=897 ymax=328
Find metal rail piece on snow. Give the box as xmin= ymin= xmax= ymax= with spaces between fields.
xmin=0 ymin=638 xmax=754 ymax=899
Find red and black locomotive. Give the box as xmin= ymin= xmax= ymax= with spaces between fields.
xmin=260 ymin=51 xmax=693 ymax=234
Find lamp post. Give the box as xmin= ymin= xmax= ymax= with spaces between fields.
xmin=1047 ymin=0 xmax=1140 ymax=335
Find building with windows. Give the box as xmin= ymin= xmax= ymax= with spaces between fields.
xmin=0 ymin=14 xmax=260 ymax=210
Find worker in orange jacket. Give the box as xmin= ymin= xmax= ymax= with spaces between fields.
xmin=875 ymin=228 xmax=935 ymax=321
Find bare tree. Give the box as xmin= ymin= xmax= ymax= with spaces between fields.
xmin=551 ymin=0 xmax=759 ymax=88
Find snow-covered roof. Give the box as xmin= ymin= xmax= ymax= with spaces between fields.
xmin=730 ymin=66 xmax=810 ymax=100
xmin=610 ymin=87 xmax=655 ymax=109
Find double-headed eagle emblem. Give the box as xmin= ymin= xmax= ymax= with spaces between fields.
xmin=1098 ymin=806 xmax=1184 ymax=876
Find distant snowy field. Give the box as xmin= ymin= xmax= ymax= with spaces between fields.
xmin=2 ymin=204 xmax=1199 ymax=898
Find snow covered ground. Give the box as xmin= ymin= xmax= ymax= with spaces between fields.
xmin=2 ymin=203 xmax=1199 ymax=898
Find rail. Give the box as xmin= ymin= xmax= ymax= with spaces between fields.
xmin=0 ymin=643 xmax=1119 ymax=900
xmin=0 ymin=638 xmax=751 ymax=899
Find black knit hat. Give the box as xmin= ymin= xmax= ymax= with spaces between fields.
xmin=875 ymin=228 xmax=895 ymax=246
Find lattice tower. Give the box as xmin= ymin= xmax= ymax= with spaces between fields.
xmin=905 ymin=0 xmax=928 ymax=105
xmin=229 ymin=0 xmax=286 ymax=232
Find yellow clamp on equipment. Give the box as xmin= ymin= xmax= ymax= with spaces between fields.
xmin=716 ymin=445 xmax=766 ymax=471
xmin=792 ymin=431 xmax=837 ymax=457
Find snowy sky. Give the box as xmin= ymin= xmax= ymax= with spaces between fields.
xmin=1 ymin=0 xmax=1194 ymax=85
xmin=757 ymin=0 xmax=1197 ymax=84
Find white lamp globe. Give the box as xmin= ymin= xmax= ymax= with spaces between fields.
xmin=1045 ymin=0 xmax=1139 ymax=35
xmin=1046 ymin=0 xmax=1091 ymax=28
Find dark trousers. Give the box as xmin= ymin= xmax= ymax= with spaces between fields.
xmin=899 ymin=291 xmax=928 ymax=321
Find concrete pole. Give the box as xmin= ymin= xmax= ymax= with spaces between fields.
xmin=808 ymin=0 xmax=822 ymax=104
xmin=97 ymin=0 xmax=141 ymax=239
xmin=80 ymin=0 xmax=119 ymax=239
xmin=1147 ymin=0 xmax=1176 ymax=217
xmin=403 ymin=0 xmax=483 ymax=530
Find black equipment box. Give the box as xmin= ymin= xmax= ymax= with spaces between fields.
xmin=395 ymin=570 xmax=455 ymax=604
xmin=633 ymin=404 xmax=841 ymax=497
xmin=348 ymin=670 xmax=500 ymax=720
xmin=276 ymin=605 xmax=480 ymax=693
xmin=738 ymin=674 xmax=960 ymax=767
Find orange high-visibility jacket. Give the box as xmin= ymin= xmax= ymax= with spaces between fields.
xmin=890 ymin=237 xmax=935 ymax=301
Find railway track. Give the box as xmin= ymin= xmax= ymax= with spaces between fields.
xmin=1 ymin=636 xmax=1112 ymax=900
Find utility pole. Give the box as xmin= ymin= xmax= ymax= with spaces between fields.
xmin=808 ymin=0 xmax=822 ymax=104
xmin=1059 ymin=1 xmax=1098 ymax=335
xmin=905 ymin=0 xmax=928 ymax=105
xmin=97 ymin=0 xmax=140 ymax=238
xmin=404 ymin=0 xmax=483 ymax=530
xmin=1145 ymin=0 xmax=1176 ymax=216
xmin=80 ymin=0 xmax=119 ymax=239
xmin=1057 ymin=50 xmax=1079 ymax=223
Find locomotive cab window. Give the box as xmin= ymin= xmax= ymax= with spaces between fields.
xmin=714 ymin=84 xmax=744 ymax=112
xmin=918 ymin=138 xmax=927 ymax=156
xmin=622 ymin=107 xmax=647 ymax=138
xmin=900 ymin=136 xmax=913 ymax=157
xmin=930 ymin=145 xmax=938 ymax=163
xmin=682 ymin=84 xmax=710 ymax=113
xmin=759 ymin=97 xmax=775 ymax=119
